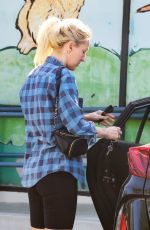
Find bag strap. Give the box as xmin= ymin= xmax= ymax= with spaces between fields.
xmin=53 ymin=66 xmax=64 ymax=130
xmin=55 ymin=67 xmax=64 ymax=96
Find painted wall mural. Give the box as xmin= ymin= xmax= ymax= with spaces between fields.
xmin=0 ymin=0 xmax=122 ymax=149
xmin=0 ymin=1 xmax=150 ymax=187
xmin=16 ymin=0 xmax=85 ymax=54
xmin=0 ymin=0 xmax=123 ymax=107
xmin=129 ymin=1 xmax=150 ymax=55
xmin=0 ymin=0 xmax=123 ymax=187
xmin=0 ymin=0 xmax=124 ymax=147
xmin=127 ymin=0 xmax=150 ymax=103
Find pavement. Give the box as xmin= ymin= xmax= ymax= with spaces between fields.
xmin=0 ymin=191 xmax=103 ymax=230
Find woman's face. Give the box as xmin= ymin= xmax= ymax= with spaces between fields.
xmin=66 ymin=40 xmax=89 ymax=70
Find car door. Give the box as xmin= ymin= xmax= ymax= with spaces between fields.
xmin=86 ymin=97 xmax=150 ymax=230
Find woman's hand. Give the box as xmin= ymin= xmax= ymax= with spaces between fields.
xmin=84 ymin=110 xmax=115 ymax=126
xmin=96 ymin=126 xmax=122 ymax=141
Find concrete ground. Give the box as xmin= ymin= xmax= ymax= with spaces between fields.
xmin=0 ymin=191 xmax=103 ymax=230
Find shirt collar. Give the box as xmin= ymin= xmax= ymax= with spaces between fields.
xmin=45 ymin=56 xmax=64 ymax=67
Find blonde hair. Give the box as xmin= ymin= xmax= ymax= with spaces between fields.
xmin=34 ymin=17 xmax=92 ymax=66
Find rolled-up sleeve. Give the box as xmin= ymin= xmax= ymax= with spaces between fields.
xmin=58 ymin=69 xmax=97 ymax=145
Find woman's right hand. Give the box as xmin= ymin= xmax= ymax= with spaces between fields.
xmin=96 ymin=126 xmax=122 ymax=141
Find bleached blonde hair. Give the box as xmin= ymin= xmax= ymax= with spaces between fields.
xmin=34 ymin=17 xmax=92 ymax=66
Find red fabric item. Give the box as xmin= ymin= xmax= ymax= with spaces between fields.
xmin=128 ymin=144 xmax=150 ymax=179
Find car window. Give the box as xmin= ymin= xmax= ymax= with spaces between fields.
xmin=124 ymin=107 xmax=150 ymax=144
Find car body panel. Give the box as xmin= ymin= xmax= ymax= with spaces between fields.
xmin=115 ymin=198 xmax=149 ymax=230
xmin=115 ymin=177 xmax=150 ymax=230
xmin=114 ymin=146 xmax=150 ymax=230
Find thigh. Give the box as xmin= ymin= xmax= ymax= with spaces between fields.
xmin=28 ymin=185 xmax=45 ymax=229
xmin=37 ymin=172 xmax=78 ymax=229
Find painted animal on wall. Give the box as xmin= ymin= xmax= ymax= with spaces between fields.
xmin=16 ymin=0 xmax=85 ymax=54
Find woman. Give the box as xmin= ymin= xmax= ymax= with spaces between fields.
xmin=19 ymin=17 xmax=122 ymax=230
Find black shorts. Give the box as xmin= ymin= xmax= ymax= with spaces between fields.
xmin=27 ymin=172 xmax=77 ymax=229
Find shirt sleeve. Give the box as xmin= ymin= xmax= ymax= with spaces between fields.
xmin=58 ymin=68 xmax=97 ymax=145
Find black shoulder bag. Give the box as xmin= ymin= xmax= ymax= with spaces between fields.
xmin=53 ymin=67 xmax=88 ymax=158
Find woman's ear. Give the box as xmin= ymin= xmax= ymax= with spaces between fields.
xmin=67 ymin=41 xmax=76 ymax=54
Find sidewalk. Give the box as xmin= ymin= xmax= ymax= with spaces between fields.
xmin=0 ymin=191 xmax=103 ymax=230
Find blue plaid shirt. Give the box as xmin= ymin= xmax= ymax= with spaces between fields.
xmin=19 ymin=56 xmax=96 ymax=188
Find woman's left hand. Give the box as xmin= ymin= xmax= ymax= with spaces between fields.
xmin=84 ymin=110 xmax=115 ymax=126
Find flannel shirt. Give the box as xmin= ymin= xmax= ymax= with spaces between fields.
xmin=19 ymin=56 xmax=97 ymax=188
